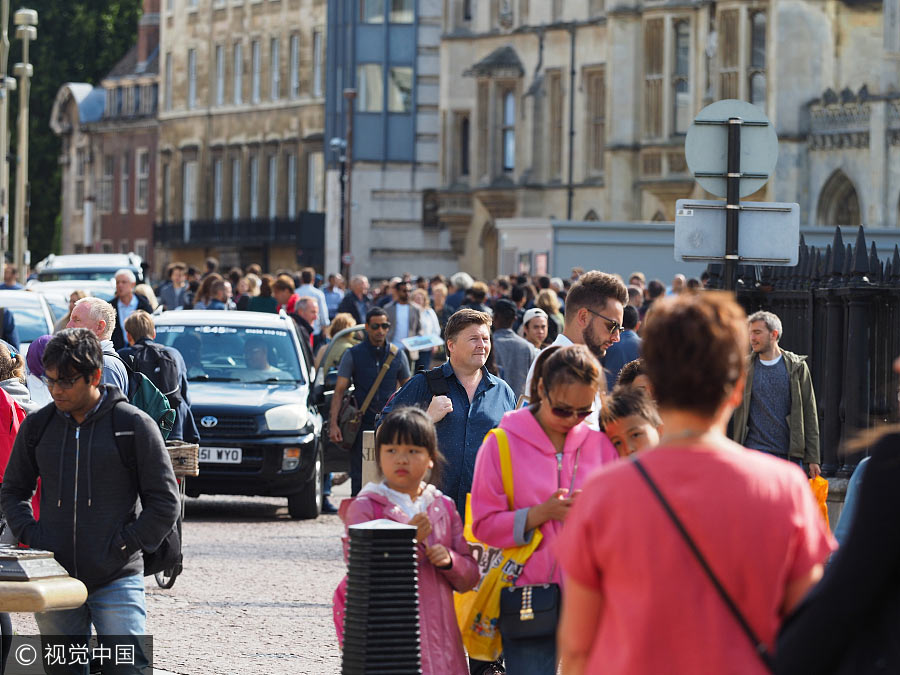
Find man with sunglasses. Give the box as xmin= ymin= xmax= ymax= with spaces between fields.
xmin=0 ymin=328 xmax=179 ymax=671
xmin=523 ymin=270 xmax=628 ymax=429
xmin=329 ymin=307 xmax=411 ymax=495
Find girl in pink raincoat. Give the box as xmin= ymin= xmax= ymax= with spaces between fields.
xmin=333 ymin=407 xmax=479 ymax=675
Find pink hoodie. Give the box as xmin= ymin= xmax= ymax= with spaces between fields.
xmin=470 ymin=406 xmax=618 ymax=587
xmin=333 ymin=482 xmax=479 ymax=675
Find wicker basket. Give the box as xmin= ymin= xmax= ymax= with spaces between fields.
xmin=165 ymin=441 xmax=199 ymax=477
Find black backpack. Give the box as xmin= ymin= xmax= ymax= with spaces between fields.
xmin=22 ymin=403 xmax=181 ymax=577
xmin=128 ymin=342 xmax=183 ymax=408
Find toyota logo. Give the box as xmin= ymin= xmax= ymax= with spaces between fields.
xmin=201 ymin=416 xmax=218 ymax=428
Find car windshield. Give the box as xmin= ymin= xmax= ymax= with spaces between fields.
xmin=155 ymin=324 xmax=304 ymax=384
xmin=37 ymin=270 xmax=131 ymax=282
xmin=1 ymin=299 xmax=50 ymax=343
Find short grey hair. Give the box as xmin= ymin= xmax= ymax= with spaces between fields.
xmin=748 ymin=311 xmax=782 ymax=340
xmin=74 ymin=297 xmax=117 ymax=340
xmin=450 ymin=272 xmax=473 ymax=291
xmin=296 ymin=296 xmax=316 ymax=312
xmin=115 ymin=268 xmax=136 ymax=283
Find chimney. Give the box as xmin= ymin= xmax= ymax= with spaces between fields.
xmin=136 ymin=0 xmax=160 ymax=72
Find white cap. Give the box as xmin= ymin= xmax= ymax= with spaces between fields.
xmin=522 ymin=307 xmax=548 ymax=326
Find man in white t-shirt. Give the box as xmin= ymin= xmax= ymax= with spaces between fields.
xmin=523 ymin=270 xmax=628 ymax=429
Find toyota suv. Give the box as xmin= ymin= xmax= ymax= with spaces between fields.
xmin=154 ymin=310 xmax=324 ymax=519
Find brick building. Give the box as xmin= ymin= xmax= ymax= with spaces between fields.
xmin=50 ymin=0 xmax=161 ymax=268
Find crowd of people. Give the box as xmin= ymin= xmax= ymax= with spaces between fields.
xmin=316 ymin=266 xmax=895 ymax=675
xmin=0 ymin=254 xmax=893 ymax=675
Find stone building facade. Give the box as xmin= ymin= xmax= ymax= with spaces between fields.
xmin=155 ymin=0 xmax=327 ymax=274
xmin=51 ymin=0 xmax=161 ymax=268
xmin=323 ymin=0 xmax=457 ymax=279
xmin=437 ymin=0 xmax=900 ymax=279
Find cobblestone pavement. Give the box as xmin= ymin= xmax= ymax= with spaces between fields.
xmin=11 ymin=484 xmax=351 ymax=675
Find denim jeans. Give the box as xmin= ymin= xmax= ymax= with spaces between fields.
xmin=35 ymin=573 xmax=148 ymax=675
xmin=501 ymin=633 xmax=557 ymax=675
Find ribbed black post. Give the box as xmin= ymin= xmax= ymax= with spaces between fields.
xmin=342 ymin=520 xmax=421 ymax=675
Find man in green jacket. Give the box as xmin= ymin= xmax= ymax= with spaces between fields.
xmin=731 ymin=311 xmax=821 ymax=477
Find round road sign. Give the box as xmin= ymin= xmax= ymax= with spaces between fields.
xmin=341 ymin=253 xmax=354 ymax=266
xmin=685 ymin=99 xmax=778 ymax=199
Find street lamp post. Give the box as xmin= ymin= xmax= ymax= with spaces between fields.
xmin=342 ymin=88 xmax=356 ymax=281
xmin=0 ymin=0 xmax=16 ymax=278
xmin=12 ymin=8 xmax=36 ymax=277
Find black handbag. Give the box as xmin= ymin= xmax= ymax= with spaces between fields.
xmin=498 ymin=583 xmax=561 ymax=640
xmin=497 ymin=446 xmax=582 ymax=641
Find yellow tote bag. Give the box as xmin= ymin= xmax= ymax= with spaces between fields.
xmin=454 ymin=428 xmax=543 ymax=662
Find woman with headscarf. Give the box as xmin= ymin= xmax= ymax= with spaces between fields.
xmin=24 ymin=334 xmax=52 ymax=407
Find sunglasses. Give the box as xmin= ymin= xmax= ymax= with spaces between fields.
xmin=545 ymin=393 xmax=593 ymax=420
xmin=41 ymin=374 xmax=82 ymax=391
xmin=585 ymin=308 xmax=623 ymax=335
xmin=369 ymin=322 xmax=391 ymax=331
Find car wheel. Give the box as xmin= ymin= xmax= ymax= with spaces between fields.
xmin=287 ymin=442 xmax=323 ymax=519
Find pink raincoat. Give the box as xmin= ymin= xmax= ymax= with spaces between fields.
xmin=470 ymin=406 xmax=618 ymax=587
xmin=333 ymin=482 xmax=479 ymax=675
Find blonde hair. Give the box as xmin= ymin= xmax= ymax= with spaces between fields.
xmin=536 ymin=288 xmax=561 ymax=315
xmin=124 ymin=310 xmax=155 ymax=342
xmin=329 ymin=312 xmax=356 ymax=337
xmin=135 ymin=284 xmax=159 ymax=311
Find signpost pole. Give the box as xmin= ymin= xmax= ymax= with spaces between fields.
xmin=724 ymin=117 xmax=742 ymax=292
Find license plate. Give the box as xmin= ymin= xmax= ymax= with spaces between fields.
xmin=199 ymin=447 xmax=243 ymax=464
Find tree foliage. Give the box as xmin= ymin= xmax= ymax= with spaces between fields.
xmin=6 ymin=0 xmax=142 ymax=263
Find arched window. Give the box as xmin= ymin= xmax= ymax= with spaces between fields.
xmin=817 ymin=170 xmax=861 ymax=227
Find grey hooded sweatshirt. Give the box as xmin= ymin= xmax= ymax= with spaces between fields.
xmin=0 ymin=377 xmax=42 ymax=414
xmin=0 ymin=385 xmax=180 ymax=591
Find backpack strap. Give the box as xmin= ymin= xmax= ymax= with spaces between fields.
xmin=23 ymin=404 xmax=57 ymax=469
xmin=424 ymin=365 xmax=450 ymax=397
xmin=111 ymin=401 xmax=137 ymax=473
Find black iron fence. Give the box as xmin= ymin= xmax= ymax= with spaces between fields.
xmin=707 ymin=226 xmax=900 ymax=476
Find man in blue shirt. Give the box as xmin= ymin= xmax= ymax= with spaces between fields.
xmin=0 ymin=265 xmax=23 ymax=290
xmin=379 ymin=308 xmax=516 ymax=518
xmin=322 ymin=273 xmax=345 ymax=318
xmin=329 ymin=307 xmax=411 ymax=495
xmin=336 ymin=275 xmax=372 ymax=325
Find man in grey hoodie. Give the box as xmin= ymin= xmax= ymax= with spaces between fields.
xmin=0 ymin=328 xmax=180 ymax=671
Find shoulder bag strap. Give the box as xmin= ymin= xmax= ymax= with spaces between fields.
xmin=632 ymin=458 xmax=774 ymax=673
xmin=358 ymin=344 xmax=399 ymax=416
xmin=491 ymin=428 xmax=515 ymax=509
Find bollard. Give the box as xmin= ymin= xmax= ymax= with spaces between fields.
xmin=342 ymin=520 xmax=421 ymax=674
xmin=362 ymin=430 xmax=378 ymax=488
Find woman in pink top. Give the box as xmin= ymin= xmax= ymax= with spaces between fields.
xmin=557 ymin=292 xmax=835 ymax=675
xmin=471 ymin=344 xmax=618 ymax=674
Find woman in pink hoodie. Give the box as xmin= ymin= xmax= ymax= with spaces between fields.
xmin=470 ymin=344 xmax=618 ymax=674
xmin=333 ymin=407 xmax=479 ymax=675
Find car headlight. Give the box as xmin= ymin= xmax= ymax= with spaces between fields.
xmin=265 ymin=404 xmax=308 ymax=431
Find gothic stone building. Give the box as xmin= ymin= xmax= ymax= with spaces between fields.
xmin=437 ymin=0 xmax=899 ymax=279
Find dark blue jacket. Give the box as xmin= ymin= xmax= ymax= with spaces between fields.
xmin=379 ymin=361 xmax=516 ymax=518
xmin=0 ymin=308 xmax=19 ymax=350
xmin=338 ymin=337 xmax=411 ymax=426
xmin=602 ymin=329 xmax=641 ymax=391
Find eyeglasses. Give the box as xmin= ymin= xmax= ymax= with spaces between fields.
xmin=41 ymin=374 xmax=82 ymax=390
xmin=545 ymin=393 xmax=593 ymax=420
xmin=369 ymin=322 xmax=391 ymax=331
xmin=585 ymin=308 xmax=623 ymax=335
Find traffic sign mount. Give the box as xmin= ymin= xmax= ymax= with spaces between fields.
xmin=678 ymin=99 xmax=799 ymax=290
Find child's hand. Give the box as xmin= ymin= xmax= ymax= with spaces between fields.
xmin=426 ymin=544 xmax=452 ymax=569
xmin=408 ymin=513 xmax=432 ymax=543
